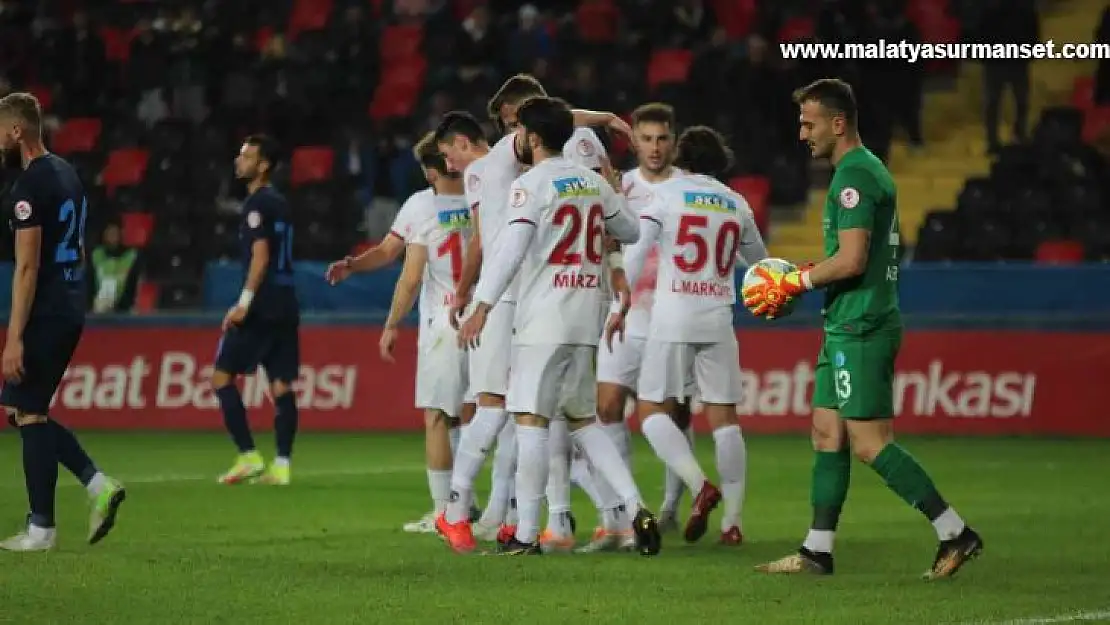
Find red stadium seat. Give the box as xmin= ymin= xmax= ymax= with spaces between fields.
xmin=712 ymin=0 xmax=757 ymax=39
xmin=135 ymin=281 xmax=159 ymax=313
xmin=380 ymin=24 xmax=424 ymax=63
xmin=254 ymin=26 xmax=275 ymax=52
xmin=776 ymin=16 xmax=814 ymax=43
xmin=647 ymin=49 xmax=693 ymax=92
xmin=1072 ymin=76 xmax=1095 ymax=111
xmin=103 ymin=148 xmax=150 ymax=195
xmin=52 ymin=118 xmax=103 ymax=155
xmin=290 ymin=146 xmax=336 ymax=187
xmin=452 ymin=0 xmax=482 ymax=20
xmin=27 ymin=85 xmax=53 ymax=112
xmin=288 ymin=0 xmax=333 ymax=39
xmin=728 ymin=175 xmax=771 ymax=235
xmin=1082 ymin=106 xmax=1110 ymax=143
xmin=378 ymin=57 xmax=427 ymax=93
xmin=577 ymin=0 xmax=619 ymax=44
xmin=369 ymin=57 xmax=427 ymax=121
xmin=369 ymin=86 xmax=421 ymax=121
xmin=99 ymin=26 xmax=135 ymax=62
xmin=1035 ymin=239 xmax=1085 ymax=264
xmin=120 ymin=211 xmax=154 ymax=249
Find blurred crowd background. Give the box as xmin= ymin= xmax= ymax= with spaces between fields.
xmin=1 ymin=0 xmax=1110 ymax=312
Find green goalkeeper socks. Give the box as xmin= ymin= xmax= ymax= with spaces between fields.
xmin=810 ymin=449 xmax=852 ymax=531
xmin=869 ymin=443 xmax=949 ymax=521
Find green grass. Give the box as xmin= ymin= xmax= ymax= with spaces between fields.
xmin=0 ymin=433 xmax=1108 ymax=625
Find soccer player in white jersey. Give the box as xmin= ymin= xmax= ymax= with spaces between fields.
xmin=375 ymin=133 xmax=472 ymax=533
xmin=433 ymin=102 xmax=631 ymax=548
xmin=325 ymin=134 xmax=477 ymax=532
xmin=616 ymin=126 xmax=768 ymax=546
xmin=483 ymin=74 xmax=633 ymax=551
xmin=452 ymin=97 xmax=661 ymax=556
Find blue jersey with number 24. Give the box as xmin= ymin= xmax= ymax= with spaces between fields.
xmin=240 ymin=185 xmax=299 ymax=322
xmin=5 ymin=153 xmax=88 ymax=322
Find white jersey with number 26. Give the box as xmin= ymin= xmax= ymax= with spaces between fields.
xmin=638 ymin=172 xmax=767 ymax=343
xmin=504 ymin=157 xmax=636 ymax=346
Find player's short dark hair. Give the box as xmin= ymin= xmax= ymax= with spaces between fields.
xmin=793 ymin=78 xmax=858 ymax=127
xmin=486 ymin=74 xmax=547 ymax=122
xmin=243 ymin=134 xmax=281 ymax=168
xmin=631 ymin=102 xmax=675 ymax=130
xmin=413 ymin=131 xmax=450 ymax=175
xmin=674 ymin=126 xmax=735 ymax=178
xmin=517 ymin=96 xmax=574 ymax=155
xmin=434 ymin=111 xmax=486 ymax=145
xmin=0 ymin=92 xmax=43 ymax=131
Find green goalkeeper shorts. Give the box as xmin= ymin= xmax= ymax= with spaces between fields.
xmin=811 ymin=332 xmax=901 ymax=420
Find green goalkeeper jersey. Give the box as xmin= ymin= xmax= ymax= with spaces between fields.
xmin=820 ymin=146 xmax=902 ymax=336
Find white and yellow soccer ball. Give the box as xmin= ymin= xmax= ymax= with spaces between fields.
xmin=741 ymin=257 xmax=800 ymax=319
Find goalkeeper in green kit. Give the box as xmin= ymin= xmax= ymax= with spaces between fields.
xmin=742 ymin=79 xmax=983 ymax=579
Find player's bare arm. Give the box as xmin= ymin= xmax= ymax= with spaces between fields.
xmin=572 ymin=109 xmax=633 ymax=139
xmin=3 ymin=226 xmax=41 ymax=382
xmin=326 ymin=234 xmax=405 ymax=284
xmin=804 ymin=228 xmax=870 ymax=288
xmin=606 ymin=216 xmax=661 ymax=350
xmin=381 ymin=243 xmax=427 ymax=363
xmin=224 ymin=239 xmax=268 ymax=330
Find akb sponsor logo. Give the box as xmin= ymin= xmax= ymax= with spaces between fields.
xmin=729 ymin=360 xmax=1036 ymax=418
xmin=48 ymin=353 xmax=358 ymax=411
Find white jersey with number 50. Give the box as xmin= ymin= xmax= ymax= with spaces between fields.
xmin=641 ymin=172 xmax=767 ymax=343
xmin=505 ymin=157 xmax=630 ymax=346
xmin=409 ymin=193 xmax=472 ymax=324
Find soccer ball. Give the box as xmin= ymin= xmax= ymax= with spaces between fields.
xmin=742 ymin=257 xmax=800 ymax=319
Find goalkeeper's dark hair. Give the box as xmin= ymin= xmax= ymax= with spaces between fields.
xmin=433 ymin=111 xmax=487 ymax=146
xmin=674 ymin=126 xmax=734 ymax=179
xmin=792 ymin=78 xmax=858 ymax=128
xmin=243 ymin=134 xmax=282 ymax=168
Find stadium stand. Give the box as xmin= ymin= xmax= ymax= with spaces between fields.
xmin=0 ymin=0 xmax=1107 ymax=311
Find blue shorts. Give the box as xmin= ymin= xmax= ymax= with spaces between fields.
xmin=214 ymin=319 xmax=300 ymax=383
xmin=0 ymin=318 xmax=83 ymax=415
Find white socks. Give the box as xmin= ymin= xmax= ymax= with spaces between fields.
xmin=513 ymin=424 xmax=549 ymax=544
xmin=477 ymin=419 xmax=517 ymax=527
xmin=86 ymin=471 xmax=107 ymax=497
xmin=427 ymin=469 xmax=452 ymax=515
xmin=642 ymin=413 xmax=707 ymax=492
xmin=545 ymin=419 xmax=573 ymax=536
xmin=600 ymin=421 xmax=631 ymax=467
xmin=932 ymin=508 xmax=966 ymax=541
xmin=713 ymin=424 xmax=746 ymax=532
xmin=803 ymin=529 xmax=835 ymax=554
xmin=661 ymin=425 xmax=694 ymax=513
xmin=573 ymin=422 xmax=644 ymax=515
xmin=445 ymin=406 xmax=507 ymax=523
xmin=449 ymin=425 xmax=462 ymax=458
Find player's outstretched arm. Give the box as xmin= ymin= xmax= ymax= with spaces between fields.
xmin=455 ymin=210 xmax=483 ymax=298
xmin=599 ymin=177 xmax=639 ymax=245
xmin=332 ymin=234 xmax=405 ymax=280
xmin=7 ymin=227 xmax=40 ymax=343
xmin=571 ymin=109 xmax=632 ymax=140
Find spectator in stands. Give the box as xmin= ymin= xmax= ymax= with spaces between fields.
xmin=871 ymin=0 xmax=924 ymax=151
xmin=88 ymin=223 xmax=141 ymax=314
xmin=50 ymin=10 xmax=105 ymax=116
xmin=1095 ymin=3 xmax=1110 ymax=105
xmin=670 ymin=0 xmax=716 ymax=48
xmin=975 ymin=0 xmax=1038 ymax=153
xmin=506 ymin=4 xmax=553 ymax=77
xmin=456 ymin=4 xmax=502 ymax=85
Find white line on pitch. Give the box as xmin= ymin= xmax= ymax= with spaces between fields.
xmin=963 ymin=610 xmax=1110 ymax=625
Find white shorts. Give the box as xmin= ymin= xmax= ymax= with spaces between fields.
xmin=596 ymin=334 xmax=645 ymax=390
xmin=414 ymin=319 xmax=469 ymax=418
xmin=467 ymin=301 xmax=514 ymax=397
xmin=507 ymin=344 xmax=597 ymax=420
xmin=638 ymin=337 xmax=742 ymax=405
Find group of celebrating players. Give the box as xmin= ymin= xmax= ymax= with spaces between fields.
xmin=0 ymin=72 xmax=983 ymax=578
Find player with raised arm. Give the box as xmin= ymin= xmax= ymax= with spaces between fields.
xmin=453 ymin=96 xmax=661 ymax=557
xmin=434 ymin=87 xmax=633 ymax=547
xmin=581 ymin=103 xmax=699 ymax=553
xmin=481 ymin=74 xmax=632 ymax=551
xmin=747 ymin=79 xmax=982 ymax=578
xmin=617 ymin=126 xmax=767 ymax=546
xmin=212 ymin=135 xmax=301 ymax=487
xmin=325 ymin=148 xmax=478 ymax=531
xmin=0 ymin=93 xmax=126 ymax=551
xmin=377 ymin=133 xmax=472 ymax=534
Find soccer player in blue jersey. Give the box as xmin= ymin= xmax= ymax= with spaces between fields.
xmin=212 ymin=135 xmax=301 ymax=486
xmin=0 ymin=92 xmax=126 ymax=551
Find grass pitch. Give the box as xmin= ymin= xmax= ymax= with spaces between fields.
xmin=0 ymin=432 xmax=1108 ymax=624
